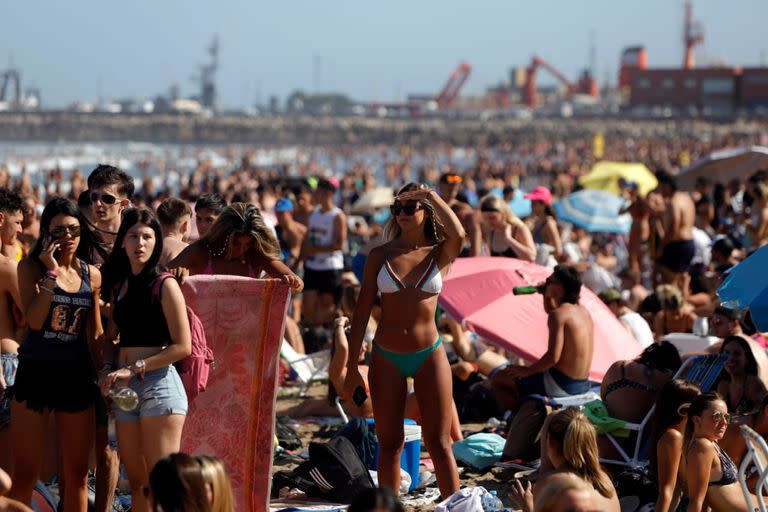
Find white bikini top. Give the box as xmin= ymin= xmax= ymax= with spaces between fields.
xmin=376 ymin=246 xmax=442 ymax=295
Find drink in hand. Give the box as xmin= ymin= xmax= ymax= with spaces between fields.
xmin=110 ymin=387 xmax=139 ymax=411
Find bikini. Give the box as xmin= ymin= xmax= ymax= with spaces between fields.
xmin=489 ymin=229 xmax=518 ymax=258
xmin=202 ymin=253 xmax=258 ymax=278
xmin=374 ymin=246 xmax=443 ymax=377
xmin=709 ymin=442 xmax=738 ymax=487
xmin=603 ymin=362 xmax=658 ymax=400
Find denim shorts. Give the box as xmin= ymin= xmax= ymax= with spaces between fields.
xmin=0 ymin=354 xmax=18 ymax=430
xmin=113 ymin=365 xmax=188 ymax=423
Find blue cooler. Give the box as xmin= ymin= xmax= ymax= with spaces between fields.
xmin=366 ymin=418 xmax=422 ymax=491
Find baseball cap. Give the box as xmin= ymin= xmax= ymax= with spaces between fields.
xmin=598 ymin=288 xmax=622 ymax=304
xmin=274 ymin=198 xmax=294 ymax=213
xmin=523 ymin=186 xmax=553 ymax=205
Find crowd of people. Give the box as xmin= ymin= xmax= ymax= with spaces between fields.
xmin=0 ymin=132 xmax=767 ymax=512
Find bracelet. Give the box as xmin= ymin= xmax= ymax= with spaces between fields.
xmin=39 ymin=286 xmax=55 ymax=294
xmin=45 ymin=270 xmax=58 ymax=280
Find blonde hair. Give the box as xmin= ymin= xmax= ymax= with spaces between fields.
xmin=203 ymin=202 xmax=279 ymax=260
xmin=534 ymin=473 xmax=595 ymax=512
xmin=656 ymin=284 xmax=684 ymax=311
xmin=197 ymin=455 xmax=234 ymax=512
xmin=479 ymin=194 xmax=518 ymax=225
xmin=546 ymin=408 xmax=615 ymax=499
xmin=383 ymin=183 xmax=445 ymax=243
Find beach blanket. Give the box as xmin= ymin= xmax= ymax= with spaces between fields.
xmin=180 ymin=275 xmax=290 ymax=512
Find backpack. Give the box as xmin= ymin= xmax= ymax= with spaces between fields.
xmin=273 ymin=436 xmax=375 ymax=503
xmin=332 ymin=417 xmax=378 ymax=470
xmin=152 ymin=273 xmax=214 ymax=400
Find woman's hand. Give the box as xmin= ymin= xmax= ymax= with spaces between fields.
xmin=334 ymin=315 xmax=350 ymax=330
xmin=396 ymin=186 xmax=432 ymax=202
xmin=170 ymin=266 xmax=189 ymax=285
xmin=510 ymin=480 xmax=534 ymax=512
xmin=40 ymin=237 xmax=60 ymax=271
xmin=343 ymin=366 xmax=366 ymax=403
xmin=282 ymin=273 xmax=304 ymax=292
xmin=99 ymin=368 xmax=132 ymax=396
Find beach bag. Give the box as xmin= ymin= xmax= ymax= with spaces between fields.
xmin=275 ymin=417 xmax=303 ymax=451
xmin=152 ymin=274 xmax=214 ymax=400
xmin=614 ymin=468 xmax=657 ymax=507
xmin=452 ymin=433 xmax=506 ymax=470
xmin=332 ymin=417 xmax=377 ymax=469
xmin=276 ymin=436 xmax=375 ymax=503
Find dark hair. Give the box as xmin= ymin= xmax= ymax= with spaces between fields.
xmin=741 ymin=310 xmax=758 ymax=336
xmin=149 ymin=453 xmax=210 ymax=512
xmin=157 ymin=198 xmax=192 ymax=227
xmin=77 ymin=189 xmax=92 ymax=210
xmin=655 ymin=170 xmax=678 ymax=192
xmin=649 ymin=379 xmax=701 ymax=478
xmin=552 ymin=265 xmax=581 ymax=304
xmin=87 ymin=164 xmax=135 ymax=199
xmin=689 ymin=271 xmax=713 ymax=296
xmin=0 ymin=187 xmax=23 ymax=214
xmin=685 ymin=391 xmax=724 ymax=443
xmin=347 ymin=487 xmax=404 ymax=512
xmin=103 ymin=208 xmax=164 ymax=298
xmin=316 ymin=178 xmax=338 ymax=193
xmin=637 ymin=341 xmax=682 ymax=374
xmin=29 ymin=197 xmax=101 ymax=269
xmin=748 ymin=170 xmax=767 ymax=186
xmin=712 ymin=237 xmax=735 ymax=258
xmin=714 ymin=306 xmax=743 ymax=323
xmin=720 ymin=335 xmax=759 ymax=379
xmin=195 ymin=193 xmax=227 ymax=215
xmin=638 ymin=293 xmax=662 ymax=315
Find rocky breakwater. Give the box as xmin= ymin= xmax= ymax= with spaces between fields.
xmin=0 ymin=112 xmax=763 ymax=145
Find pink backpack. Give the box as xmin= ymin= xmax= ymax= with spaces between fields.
xmin=152 ymin=273 xmax=214 ymax=400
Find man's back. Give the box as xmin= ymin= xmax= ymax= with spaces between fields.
xmin=160 ymin=236 xmax=189 ymax=267
xmin=667 ymin=192 xmax=695 ymax=241
xmin=554 ymin=302 xmax=594 ymax=380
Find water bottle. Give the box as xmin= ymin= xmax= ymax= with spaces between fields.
xmin=512 ymin=285 xmax=542 ymax=296
xmin=482 ymin=490 xmax=502 ymax=512
xmin=490 ymin=490 xmax=503 ymax=511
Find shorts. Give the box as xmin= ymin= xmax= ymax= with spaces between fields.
xmin=516 ymin=367 xmax=591 ymax=398
xmin=13 ymin=357 xmax=96 ymax=413
xmin=303 ymin=268 xmax=342 ymax=302
xmin=0 ymin=354 xmax=19 ymax=430
xmin=112 ymin=365 xmax=188 ymax=423
xmin=659 ymin=239 xmax=695 ymax=274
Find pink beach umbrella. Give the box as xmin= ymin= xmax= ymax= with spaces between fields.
xmin=439 ymin=257 xmax=641 ymax=381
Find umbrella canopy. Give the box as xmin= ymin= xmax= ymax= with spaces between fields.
xmin=508 ymin=191 xmax=532 ymax=218
xmin=579 ymin=162 xmax=658 ymax=197
xmin=439 ymin=257 xmax=642 ymax=381
xmin=554 ymin=189 xmax=632 ymax=234
xmin=351 ymin=187 xmax=394 ymax=214
xmin=717 ymin=243 xmax=768 ymax=331
xmin=677 ymin=146 xmax=768 ymax=191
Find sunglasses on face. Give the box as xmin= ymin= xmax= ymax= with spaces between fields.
xmin=90 ymin=192 xmax=118 ymax=205
xmin=443 ymin=175 xmax=463 ymax=184
xmin=712 ymin=411 xmax=731 ymax=424
xmin=390 ymin=202 xmax=422 ymax=216
xmin=480 ymin=206 xmax=501 ymax=213
xmin=50 ymin=225 xmax=81 ymax=239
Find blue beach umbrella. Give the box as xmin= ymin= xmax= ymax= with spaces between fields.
xmin=717 ymin=244 xmax=768 ymax=331
xmin=508 ymin=191 xmax=532 ymax=218
xmin=553 ymin=189 xmax=631 ymax=234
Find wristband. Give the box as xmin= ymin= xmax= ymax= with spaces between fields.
xmin=45 ymin=270 xmax=59 ymax=280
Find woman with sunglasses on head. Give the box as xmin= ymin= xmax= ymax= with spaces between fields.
xmin=684 ymin=391 xmax=751 ymax=512
xmin=478 ymin=195 xmax=536 ymax=261
xmin=98 ymin=208 xmax=192 ymax=512
xmin=168 ymin=202 xmax=302 ymax=292
xmin=345 ymin=183 xmax=465 ymax=498
xmin=10 ymin=198 xmax=103 ymax=510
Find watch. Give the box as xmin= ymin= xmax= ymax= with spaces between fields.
xmin=131 ymin=359 xmax=146 ymax=379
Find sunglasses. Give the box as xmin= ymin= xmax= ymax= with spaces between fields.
xmin=50 ymin=225 xmax=81 ymax=239
xmin=390 ymin=203 xmax=422 ymax=216
xmin=480 ymin=206 xmax=501 ymax=213
xmin=90 ymin=192 xmax=118 ymax=205
xmin=712 ymin=411 xmax=731 ymax=424
xmin=443 ymin=175 xmax=463 ymax=184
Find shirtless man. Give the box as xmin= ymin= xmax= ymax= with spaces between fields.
xmin=0 ymin=189 xmax=24 ymax=471
xmin=656 ymin=171 xmax=695 ymax=291
xmin=0 ymin=189 xmax=23 ymax=263
xmin=156 ymin=198 xmax=191 ymax=265
xmin=275 ymin=198 xmax=307 ymax=321
xmin=491 ymin=265 xmax=594 ymax=411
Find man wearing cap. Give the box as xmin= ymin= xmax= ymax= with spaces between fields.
xmin=301 ymin=178 xmax=347 ymax=327
xmin=491 ymin=265 xmax=593 ymax=410
xmin=275 ymin=198 xmax=307 ymax=271
xmin=599 ymin=288 xmax=654 ymax=349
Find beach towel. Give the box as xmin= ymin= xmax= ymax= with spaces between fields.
xmin=582 ymin=399 xmax=630 ymax=438
xmin=180 ymin=275 xmax=290 ymax=512
xmin=452 ymin=433 xmax=506 ymax=470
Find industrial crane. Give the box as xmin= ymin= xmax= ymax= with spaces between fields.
xmin=435 ymin=62 xmax=472 ymax=109
xmin=522 ymin=55 xmax=597 ymax=109
xmin=683 ymin=0 xmax=704 ymax=69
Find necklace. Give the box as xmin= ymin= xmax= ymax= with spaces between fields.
xmin=206 ymin=233 xmax=231 ymax=259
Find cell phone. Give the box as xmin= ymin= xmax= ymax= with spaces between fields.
xmin=352 ymin=385 xmax=368 ymax=407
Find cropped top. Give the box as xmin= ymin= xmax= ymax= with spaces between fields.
xmin=113 ymin=274 xmax=172 ymax=348
xmin=20 ymin=260 xmax=94 ymax=362
xmin=376 ymin=246 xmax=442 ymax=295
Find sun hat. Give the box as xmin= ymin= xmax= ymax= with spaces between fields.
xmin=598 ymin=288 xmax=622 ymax=304
xmin=274 ymin=198 xmax=294 ymax=213
xmin=523 ymin=186 xmax=553 ymax=206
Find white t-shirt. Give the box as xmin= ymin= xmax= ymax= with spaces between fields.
xmin=620 ymin=311 xmax=655 ymax=349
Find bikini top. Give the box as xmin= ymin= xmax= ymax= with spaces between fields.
xmin=709 ymin=441 xmax=738 ymax=487
xmin=489 ymin=229 xmax=518 ymax=258
xmin=603 ymin=362 xmax=658 ymax=400
xmin=203 ymin=253 xmax=258 ymax=278
xmin=376 ymin=246 xmax=442 ymax=295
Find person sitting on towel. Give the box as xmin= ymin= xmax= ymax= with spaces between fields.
xmin=491 ymin=265 xmax=594 ymax=411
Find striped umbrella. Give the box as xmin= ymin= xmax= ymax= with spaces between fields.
xmin=554 ymin=189 xmax=631 ymax=233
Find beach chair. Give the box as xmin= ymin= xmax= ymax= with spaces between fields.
xmin=279 ymin=340 xmax=330 ymax=396
xmin=739 ymin=425 xmax=768 ymax=512
xmin=597 ymin=353 xmax=728 ymax=468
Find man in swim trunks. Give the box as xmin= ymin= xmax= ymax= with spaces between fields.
xmin=656 ymin=170 xmax=696 ymax=291
xmin=491 ymin=265 xmax=594 ymax=411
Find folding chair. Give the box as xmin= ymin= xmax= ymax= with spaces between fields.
xmin=597 ymin=353 xmax=728 ymax=468
xmin=279 ymin=340 xmax=330 ymax=396
xmin=739 ymin=425 xmax=768 ymax=512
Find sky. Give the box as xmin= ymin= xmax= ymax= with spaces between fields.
xmin=3 ymin=0 xmax=767 ymax=109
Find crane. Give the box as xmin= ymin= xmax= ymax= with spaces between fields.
xmin=435 ymin=62 xmax=472 ymax=109
xmin=522 ymin=56 xmax=598 ymax=109
xmin=683 ymin=0 xmax=704 ymax=69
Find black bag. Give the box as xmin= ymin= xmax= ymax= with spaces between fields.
xmin=276 ymin=417 xmax=303 ymax=451
xmin=614 ymin=468 xmax=657 ymax=508
xmin=332 ymin=417 xmax=378 ymax=470
xmin=274 ymin=436 xmax=375 ymax=503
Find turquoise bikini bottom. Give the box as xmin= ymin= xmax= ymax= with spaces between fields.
xmin=372 ymin=337 xmax=442 ymax=378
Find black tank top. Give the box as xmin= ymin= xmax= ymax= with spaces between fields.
xmin=113 ymin=273 xmax=172 ymax=348
xmin=20 ymin=261 xmax=94 ymax=362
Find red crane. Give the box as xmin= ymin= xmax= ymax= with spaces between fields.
xmin=522 ymin=55 xmax=598 ymax=109
xmin=435 ymin=62 xmax=472 ymax=109
xmin=683 ymin=0 xmax=704 ymax=69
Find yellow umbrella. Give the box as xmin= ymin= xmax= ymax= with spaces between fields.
xmin=579 ymin=162 xmax=658 ymax=197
